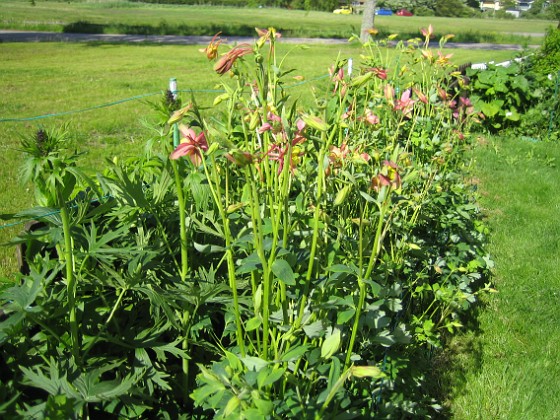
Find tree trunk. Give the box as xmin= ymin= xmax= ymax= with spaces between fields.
xmin=360 ymin=0 xmax=377 ymax=43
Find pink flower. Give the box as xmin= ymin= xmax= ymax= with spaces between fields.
xmin=214 ymin=44 xmax=253 ymax=75
xmin=266 ymin=118 xmax=307 ymax=174
xmin=267 ymin=143 xmax=302 ymax=174
xmin=370 ymin=174 xmax=391 ymax=192
xmin=371 ymin=160 xmax=402 ymax=192
xmin=412 ymin=87 xmax=428 ymax=104
xmin=436 ymin=51 xmax=453 ymax=66
xmin=170 ymin=125 xmax=209 ymax=165
xmin=364 ymin=109 xmax=380 ymax=125
xmin=437 ymin=87 xmax=449 ymax=101
xmin=421 ymin=49 xmax=434 ymax=62
xmin=420 ymin=24 xmax=434 ymax=39
xmin=367 ymin=67 xmax=388 ymax=80
xmin=329 ymin=143 xmax=350 ymax=163
xmin=460 ymin=97 xmax=473 ymax=108
xmin=255 ymin=27 xmax=282 ymax=42
xmin=330 ymin=65 xmax=346 ymax=94
xmin=453 ymin=130 xmax=465 ymax=140
xmin=258 ymin=122 xmax=272 ymax=133
xmin=394 ymin=89 xmax=415 ymax=116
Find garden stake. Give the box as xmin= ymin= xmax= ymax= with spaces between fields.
xmin=170 ymin=78 xmax=180 ymax=148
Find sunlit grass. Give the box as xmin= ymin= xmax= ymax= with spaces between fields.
xmin=446 ymin=135 xmax=560 ymax=418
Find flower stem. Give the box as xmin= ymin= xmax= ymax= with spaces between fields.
xmin=57 ymin=187 xmax=79 ymax=362
xmin=171 ymin=159 xmax=189 ymax=281
xmin=345 ymin=199 xmax=388 ymax=369
xmin=202 ymin=155 xmax=245 ymax=356
xmin=295 ymin=129 xmax=334 ymax=328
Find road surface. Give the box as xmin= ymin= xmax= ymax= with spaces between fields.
xmin=0 ymin=30 xmax=540 ymax=50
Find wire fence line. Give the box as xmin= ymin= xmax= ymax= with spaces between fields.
xmin=0 ymin=74 xmax=331 ymax=230
xmin=0 ymin=75 xmax=330 ymax=124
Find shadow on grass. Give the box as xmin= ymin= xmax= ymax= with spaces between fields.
xmin=63 ymin=20 xmax=272 ymax=37
xmin=62 ymin=21 xmax=537 ymax=45
xmin=426 ymin=298 xmax=489 ymax=417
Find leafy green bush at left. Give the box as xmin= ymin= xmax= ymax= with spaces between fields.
xmin=0 ymin=27 xmax=493 ymax=418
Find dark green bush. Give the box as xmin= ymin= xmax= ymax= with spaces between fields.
xmin=531 ymin=28 xmax=560 ymax=78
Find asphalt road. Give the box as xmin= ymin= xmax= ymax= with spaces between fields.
xmin=0 ymin=30 xmax=539 ymax=50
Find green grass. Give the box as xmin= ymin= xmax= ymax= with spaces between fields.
xmin=445 ymin=136 xmax=560 ymax=418
xmin=0 ymin=0 xmax=553 ymax=43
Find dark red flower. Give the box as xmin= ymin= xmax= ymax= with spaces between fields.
xmin=214 ymin=44 xmax=253 ymax=75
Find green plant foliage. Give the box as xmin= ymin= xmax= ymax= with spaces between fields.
xmin=468 ymin=29 xmax=560 ymax=138
xmin=467 ymin=63 xmax=537 ymax=131
xmin=0 ymin=27 xmax=493 ymax=417
xmin=531 ymin=28 xmax=560 ymax=78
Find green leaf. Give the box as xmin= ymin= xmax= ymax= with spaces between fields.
xmin=480 ymin=100 xmax=504 ymax=118
xmin=327 ymin=264 xmax=358 ymax=275
xmin=223 ymin=395 xmax=240 ymax=417
xmin=372 ymin=331 xmax=395 ymax=347
xmin=236 ymin=252 xmax=262 ymax=275
xmin=359 ymin=190 xmax=376 ymax=203
xmin=281 ymin=344 xmax=310 ymax=362
xmin=241 ymin=356 xmax=269 ymax=372
xmin=253 ymin=397 xmax=274 ymax=415
xmin=337 ymin=308 xmax=356 ymax=325
xmin=303 ymin=319 xmax=325 ymax=338
xmin=321 ymin=329 xmax=341 ymax=359
xmin=271 ymin=259 xmax=295 ymax=286
xmin=261 ymin=367 xmax=286 ymax=388
xmin=190 ymin=380 xmax=225 ymax=404
xmin=245 ymin=316 xmax=262 ymax=332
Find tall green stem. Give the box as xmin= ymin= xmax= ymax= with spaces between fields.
xmin=344 ymin=199 xmax=388 ymax=369
xmin=202 ymin=156 xmax=245 ymax=356
xmin=58 ymin=188 xmax=79 ymax=362
xmin=294 ymin=128 xmax=335 ymax=328
xmin=171 ymin=159 xmax=189 ymax=281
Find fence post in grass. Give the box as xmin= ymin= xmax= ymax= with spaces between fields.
xmin=170 ymin=77 xmax=180 ymax=148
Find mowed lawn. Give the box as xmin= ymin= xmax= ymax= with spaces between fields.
xmin=447 ymin=135 xmax=560 ymax=418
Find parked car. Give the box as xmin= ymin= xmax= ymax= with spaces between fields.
xmin=375 ymin=8 xmax=393 ymax=15
xmin=396 ymin=9 xmax=413 ymax=16
xmin=333 ymin=6 xmax=353 ymax=14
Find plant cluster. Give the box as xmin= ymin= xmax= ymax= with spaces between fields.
xmin=467 ymin=29 xmax=560 ymax=139
xmin=0 ymin=26 xmax=492 ymax=418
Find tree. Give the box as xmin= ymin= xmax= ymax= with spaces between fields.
xmin=360 ymin=0 xmax=377 ymax=42
xmin=434 ymin=0 xmax=467 ymax=16
xmin=550 ymin=0 xmax=560 ymax=28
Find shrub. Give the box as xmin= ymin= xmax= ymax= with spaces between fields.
xmin=466 ymin=63 xmax=537 ymax=132
xmin=468 ymin=29 xmax=560 ymax=138
xmin=531 ymin=28 xmax=560 ymax=78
